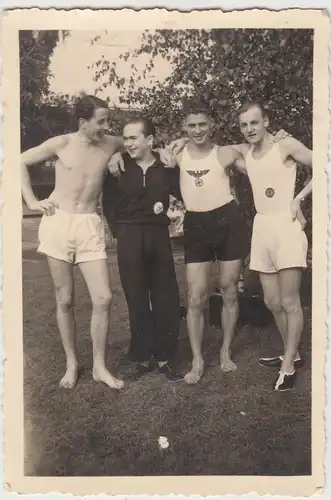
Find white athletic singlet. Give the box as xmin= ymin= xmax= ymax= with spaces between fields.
xmin=245 ymin=142 xmax=296 ymax=215
xmin=179 ymin=145 xmax=233 ymax=212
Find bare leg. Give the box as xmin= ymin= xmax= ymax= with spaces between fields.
xmin=78 ymin=259 xmax=124 ymax=390
xmin=219 ymin=259 xmax=242 ymax=372
xmin=279 ymin=268 xmax=303 ymax=373
xmin=47 ymin=257 xmax=78 ymax=389
xmin=260 ymin=272 xmax=288 ymax=348
xmin=184 ymin=261 xmax=212 ymax=384
xmin=259 ymin=272 xmax=300 ymax=361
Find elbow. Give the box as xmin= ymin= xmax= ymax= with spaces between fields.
xmin=21 ymin=157 xmax=29 ymax=171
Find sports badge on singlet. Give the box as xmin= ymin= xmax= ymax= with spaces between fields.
xmin=187 ymin=169 xmax=210 ymax=187
xmin=265 ymin=187 xmax=275 ymax=198
xmin=153 ymin=202 xmax=164 ymax=214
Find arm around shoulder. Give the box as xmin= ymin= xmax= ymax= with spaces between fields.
xmin=217 ymin=145 xmax=247 ymax=175
xmin=104 ymin=135 xmax=125 ymax=154
xmin=227 ymin=143 xmax=250 ymax=157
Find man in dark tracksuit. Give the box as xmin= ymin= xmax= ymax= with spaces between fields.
xmin=102 ymin=117 xmax=183 ymax=382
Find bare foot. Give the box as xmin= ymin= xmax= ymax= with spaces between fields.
xmin=184 ymin=359 xmax=204 ymax=384
xmin=93 ymin=366 xmax=124 ymax=390
xmin=59 ymin=364 xmax=79 ymax=389
xmin=220 ymin=351 xmax=237 ymax=372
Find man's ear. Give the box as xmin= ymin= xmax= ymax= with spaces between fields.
xmin=264 ymin=116 xmax=269 ymax=128
xmin=148 ymin=135 xmax=154 ymax=148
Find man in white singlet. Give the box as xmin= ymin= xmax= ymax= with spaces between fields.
xmin=169 ymin=101 xmax=251 ymax=384
xmin=21 ymin=95 xmax=129 ymax=390
xmin=230 ymin=101 xmax=312 ymax=391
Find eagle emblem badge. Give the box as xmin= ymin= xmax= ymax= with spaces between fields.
xmin=187 ymin=169 xmax=210 ymax=187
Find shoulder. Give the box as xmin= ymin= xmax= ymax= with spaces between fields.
xmin=227 ymin=143 xmax=250 ymax=158
xmin=163 ymin=163 xmax=180 ymax=175
xmin=238 ymin=143 xmax=250 ymax=157
xmin=277 ymin=136 xmax=312 ymax=166
xmin=278 ymin=136 xmax=301 ymax=155
xmin=20 ymin=134 xmax=70 ymax=164
xmin=48 ymin=134 xmax=70 ymax=151
xmin=156 ymin=153 xmax=176 ymax=173
xmin=102 ymin=135 xmax=123 ymax=155
xmin=36 ymin=134 xmax=70 ymax=155
xmin=120 ymin=151 xmax=132 ymax=165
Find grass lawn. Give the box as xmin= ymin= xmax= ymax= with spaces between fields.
xmin=23 ymin=223 xmax=312 ymax=477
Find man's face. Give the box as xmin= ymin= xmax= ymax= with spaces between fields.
xmin=239 ymin=106 xmax=269 ymax=144
xmin=184 ymin=113 xmax=213 ymax=146
xmin=123 ymin=123 xmax=153 ymax=160
xmin=81 ymin=107 xmax=109 ymax=142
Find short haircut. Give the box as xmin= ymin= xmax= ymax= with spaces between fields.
xmin=181 ymin=98 xmax=214 ymax=119
xmin=74 ymin=94 xmax=109 ymax=122
xmin=238 ymin=100 xmax=268 ymax=118
xmin=123 ymin=117 xmax=156 ymax=137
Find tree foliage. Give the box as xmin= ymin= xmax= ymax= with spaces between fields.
xmin=20 ymin=30 xmax=71 ymax=151
xmin=93 ymin=29 xmax=313 ymax=229
xmin=93 ymin=29 xmax=313 ymax=145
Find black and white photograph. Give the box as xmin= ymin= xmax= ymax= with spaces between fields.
xmin=1 ymin=8 xmax=329 ymax=497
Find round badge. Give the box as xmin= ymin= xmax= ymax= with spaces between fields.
xmin=265 ymin=187 xmax=275 ymax=198
xmin=195 ymin=178 xmax=204 ymax=187
xmin=153 ymin=202 xmax=164 ymax=215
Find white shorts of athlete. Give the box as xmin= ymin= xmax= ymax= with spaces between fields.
xmin=37 ymin=209 xmax=107 ymax=264
xmin=250 ymin=212 xmax=308 ymax=273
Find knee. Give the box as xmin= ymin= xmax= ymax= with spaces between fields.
xmin=188 ymin=290 xmax=208 ymax=312
xmin=55 ymin=288 xmax=74 ymax=312
xmin=92 ymin=289 xmax=112 ymax=311
xmin=264 ymin=296 xmax=282 ymax=314
xmin=281 ymin=295 xmax=301 ymax=314
xmin=219 ymin=282 xmax=238 ymax=307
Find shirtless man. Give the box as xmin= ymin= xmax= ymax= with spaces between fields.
xmin=21 ymin=94 xmax=128 ymax=390
xmin=231 ymin=101 xmax=312 ymax=391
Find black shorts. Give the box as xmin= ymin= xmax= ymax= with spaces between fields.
xmin=183 ymin=201 xmax=250 ymax=264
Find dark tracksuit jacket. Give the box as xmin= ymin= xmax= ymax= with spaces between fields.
xmin=102 ymin=152 xmax=182 ymax=362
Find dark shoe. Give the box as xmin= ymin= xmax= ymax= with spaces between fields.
xmin=125 ymin=362 xmax=153 ymax=382
xmin=273 ymin=370 xmax=297 ymax=391
xmin=158 ymin=363 xmax=184 ymax=382
xmin=259 ymin=356 xmax=304 ymax=369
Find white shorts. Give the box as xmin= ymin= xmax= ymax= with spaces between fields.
xmin=250 ymin=213 xmax=308 ymax=273
xmin=37 ymin=209 xmax=107 ymax=264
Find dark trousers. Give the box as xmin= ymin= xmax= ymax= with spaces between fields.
xmin=117 ymin=223 xmax=180 ymax=362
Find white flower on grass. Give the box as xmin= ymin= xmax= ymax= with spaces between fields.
xmin=158 ymin=436 xmax=169 ymax=449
